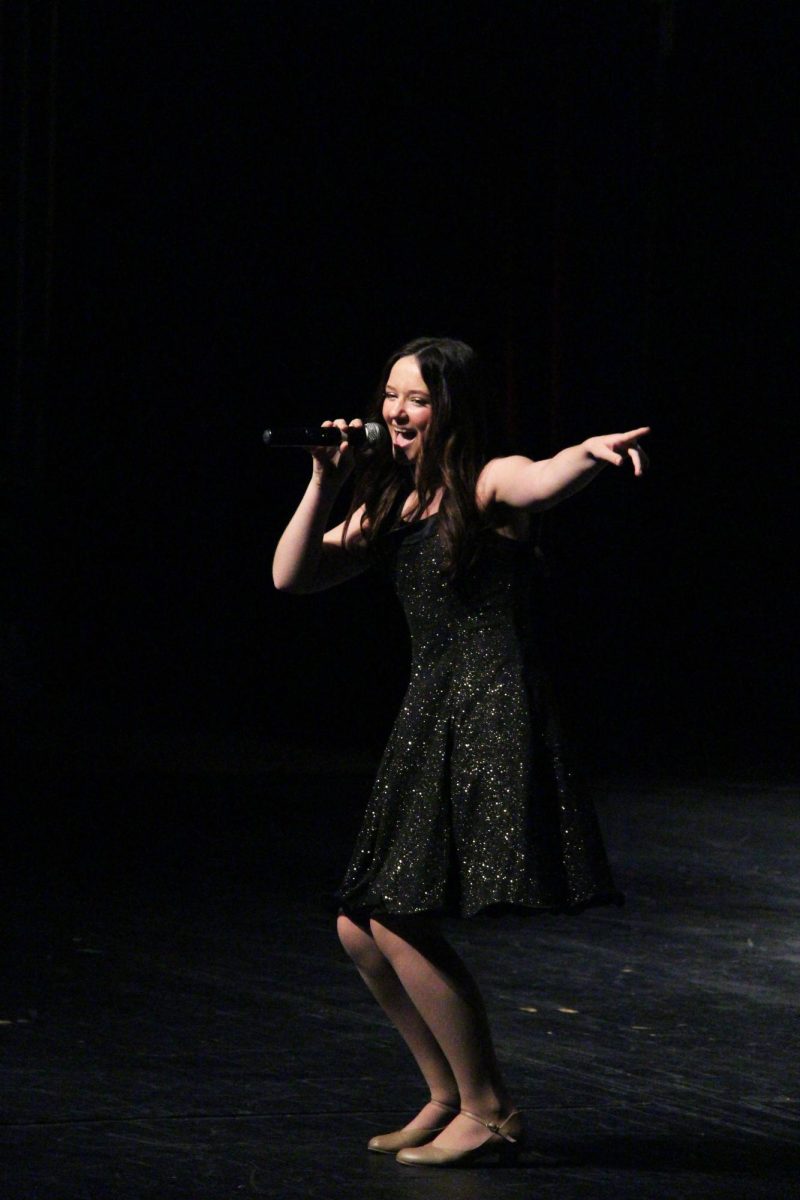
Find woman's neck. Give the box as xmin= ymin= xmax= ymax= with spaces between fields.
xmin=401 ymin=487 xmax=444 ymax=521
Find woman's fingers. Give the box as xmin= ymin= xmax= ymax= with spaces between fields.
xmin=632 ymin=444 xmax=650 ymax=476
xmin=612 ymin=428 xmax=651 ymax=472
xmin=310 ymin=419 xmax=347 ymax=466
xmin=332 ymin=418 xmax=349 ymax=445
xmin=626 ymin=426 xmax=651 ymax=442
xmin=310 ymin=419 xmax=366 ymax=470
xmin=623 ymin=429 xmax=650 ymax=476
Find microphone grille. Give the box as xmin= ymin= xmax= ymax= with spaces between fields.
xmin=364 ymin=422 xmax=390 ymax=448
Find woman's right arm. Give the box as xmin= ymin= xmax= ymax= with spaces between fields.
xmin=272 ymin=419 xmax=370 ymax=594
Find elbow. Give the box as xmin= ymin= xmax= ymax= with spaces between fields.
xmin=273 ymin=564 xmax=318 ymax=594
xmin=272 ymin=570 xmax=305 ymax=594
xmin=272 ymin=549 xmax=303 ymax=593
xmin=271 ymin=560 xmax=287 ymax=592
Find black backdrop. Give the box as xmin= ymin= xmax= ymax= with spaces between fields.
xmin=4 ymin=1 xmax=796 ymax=785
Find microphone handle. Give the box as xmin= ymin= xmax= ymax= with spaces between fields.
xmin=262 ymin=426 xmax=342 ymax=447
xmin=262 ymin=423 xmax=385 ymax=448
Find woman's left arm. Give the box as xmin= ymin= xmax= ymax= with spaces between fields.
xmin=479 ymin=427 xmax=650 ymax=511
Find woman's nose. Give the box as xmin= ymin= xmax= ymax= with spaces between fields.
xmin=387 ymin=398 xmax=407 ymax=422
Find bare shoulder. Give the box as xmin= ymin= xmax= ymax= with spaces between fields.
xmin=476 ymin=456 xmax=537 ymax=508
xmin=476 ymin=461 xmax=532 ymax=541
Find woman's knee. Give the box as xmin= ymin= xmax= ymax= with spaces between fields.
xmin=367 ymin=916 xmax=385 ymax=944
xmin=337 ymin=913 xmax=382 ymax=969
xmin=370 ymin=913 xmax=438 ymax=957
xmin=370 ymin=915 xmax=472 ymax=989
xmin=369 ymin=915 xmax=410 ymax=959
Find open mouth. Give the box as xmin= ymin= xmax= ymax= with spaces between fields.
xmin=392 ymin=428 xmax=416 ymax=443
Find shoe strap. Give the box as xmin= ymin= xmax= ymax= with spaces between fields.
xmin=430 ymin=1099 xmax=459 ymax=1115
xmin=459 ymin=1107 xmax=521 ymax=1143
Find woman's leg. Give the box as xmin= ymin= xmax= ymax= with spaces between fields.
xmin=368 ymin=914 xmax=516 ymax=1152
xmin=336 ymin=914 xmax=459 ymax=1128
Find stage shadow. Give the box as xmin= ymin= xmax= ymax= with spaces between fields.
xmin=366 ymin=1131 xmax=800 ymax=1177
xmin=551 ymin=1131 xmax=800 ymax=1175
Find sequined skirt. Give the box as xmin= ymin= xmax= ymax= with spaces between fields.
xmin=337 ymin=645 xmax=623 ymax=919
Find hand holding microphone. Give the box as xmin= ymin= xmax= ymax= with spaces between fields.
xmin=262 ymin=421 xmax=388 ymax=449
xmin=263 ymin=418 xmax=388 ymax=487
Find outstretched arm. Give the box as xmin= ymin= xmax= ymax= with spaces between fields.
xmin=478 ymin=427 xmax=650 ymax=511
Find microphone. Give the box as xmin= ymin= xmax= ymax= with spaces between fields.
xmin=262 ymin=422 xmax=389 ymax=449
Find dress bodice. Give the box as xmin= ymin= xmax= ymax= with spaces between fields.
xmin=383 ymin=516 xmax=535 ymax=663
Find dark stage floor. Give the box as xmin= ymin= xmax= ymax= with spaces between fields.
xmin=3 ymin=767 xmax=799 ymax=1198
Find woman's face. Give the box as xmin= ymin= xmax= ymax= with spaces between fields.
xmin=382 ymin=355 xmax=432 ymax=467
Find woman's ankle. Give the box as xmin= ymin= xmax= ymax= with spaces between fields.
xmin=457 ymin=1090 xmax=513 ymax=1119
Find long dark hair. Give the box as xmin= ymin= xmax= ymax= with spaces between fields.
xmin=346 ymin=336 xmax=493 ymax=578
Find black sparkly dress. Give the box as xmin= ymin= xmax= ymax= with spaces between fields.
xmin=338 ymin=515 xmax=623 ymax=919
